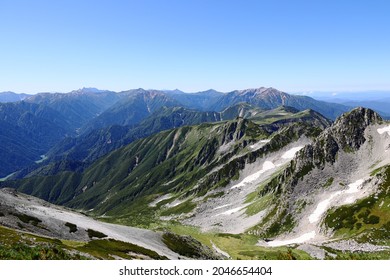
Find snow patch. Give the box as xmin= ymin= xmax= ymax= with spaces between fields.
xmin=149 ymin=194 xmax=173 ymax=207
xmin=213 ymin=204 xmax=232 ymax=210
xmin=345 ymin=179 xmax=364 ymax=194
xmin=165 ymin=198 xmax=187 ymax=208
xmin=162 ymin=178 xmax=178 ymax=186
xmin=309 ymin=179 xmax=364 ymax=224
xmin=263 ymin=161 xmax=276 ymax=170
xmin=218 ymin=141 xmax=235 ymax=154
xmin=268 ymin=179 xmax=366 ymax=247
xmin=249 ymin=139 xmax=271 ymax=150
xmin=230 ymin=161 xmax=275 ymax=190
xmin=309 ymin=192 xmax=341 ymax=223
xmin=377 ymin=125 xmax=390 ymax=136
xmin=217 ymin=206 xmax=245 ymax=216
xmin=344 ymin=197 xmax=356 ymax=204
xmin=281 ymin=146 xmax=303 ymax=159
xmin=35 ymin=155 xmax=48 ymax=164
xmin=267 ymin=231 xmax=316 ymax=247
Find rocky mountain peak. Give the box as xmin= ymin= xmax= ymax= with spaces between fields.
xmin=325 ymin=107 xmax=382 ymax=152
xmin=266 ymin=107 xmax=382 ymax=193
xmin=333 ymin=107 xmax=382 ymax=128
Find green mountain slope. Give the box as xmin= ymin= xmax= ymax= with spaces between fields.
xmin=0 ymin=102 xmax=71 ymax=177
xmin=26 ymin=88 xmax=120 ymax=131
xmin=81 ymin=89 xmax=179 ymax=133
xmin=2 ymin=111 xmax=328 ymax=224
xmin=17 ymin=105 xmax=325 ymax=180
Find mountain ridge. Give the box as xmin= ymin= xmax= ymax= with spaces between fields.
xmin=1 ymin=106 xmax=389 ymax=259
xmin=251 ymin=108 xmax=389 ymax=246
xmin=11 ymin=105 xmax=329 ymax=180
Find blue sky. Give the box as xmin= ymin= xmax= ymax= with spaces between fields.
xmin=1 ymin=0 xmax=389 ymax=94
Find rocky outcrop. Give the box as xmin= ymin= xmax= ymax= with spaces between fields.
xmin=293 ymin=107 xmax=382 ymax=175
xmin=258 ymin=108 xmax=383 ymax=236
xmin=162 ymin=232 xmax=224 ymax=260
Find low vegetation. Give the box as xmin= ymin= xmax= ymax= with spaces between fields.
xmin=324 ymin=166 xmax=390 ymax=245
xmin=0 ymin=226 xmax=86 ymax=260
xmin=0 ymin=225 xmax=167 ymax=260
xmin=162 ymin=232 xmax=221 ymax=259
xmin=80 ymin=239 xmax=168 ymax=260
xmin=65 ymin=222 xmax=78 ymax=233
xmin=165 ymin=224 xmax=312 ymax=260
xmin=160 ymin=201 xmax=196 ymax=217
xmin=14 ymin=213 xmax=42 ymax=226
xmin=323 ymin=246 xmax=390 ymax=260
xmin=86 ymin=229 xmax=107 ymax=239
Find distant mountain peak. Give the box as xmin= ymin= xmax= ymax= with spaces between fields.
xmin=169 ymin=89 xmax=185 ymax=94
xmin=70 ymin=87 xmax=106 ymax=95
xmin=235 ymin=87 xmax=290 ymax=99
xmin=236 ymin=87 xmax=269 ymax=95
xmin=0 ymin=91 xmax=31 ymax=103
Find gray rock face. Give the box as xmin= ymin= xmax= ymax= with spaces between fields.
xmin=291 ymin=108 xmax=382 ymax=183
xmin=328 ymin=107 xmax=382 ymax=151
xmin=258 ymin=107 xmax=385 ymax=236
xmin=324 ymin=240 xmax=390 ymax=253
xmin=301 ymin=107 xmax=382 ymax=167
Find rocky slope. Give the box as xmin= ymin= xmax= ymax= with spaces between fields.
xmin=248 ymin=108 xmax=390 ymax=255
xmin=0 ymin=188 xmax=224 ymax=260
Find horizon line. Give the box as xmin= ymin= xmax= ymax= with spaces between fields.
xmin=1 ymin=86 xmax=390 ymax=96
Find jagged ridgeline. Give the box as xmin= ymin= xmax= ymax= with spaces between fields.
xmin=2 ymin=109 xmax=330 ymax=224
xmin=1 ymin=87 xmax=350 ymax=180
xmin=253 ymin=108 xmax=390 ymax=244
xmin=1 ymin=103 xmax=389 ymax=259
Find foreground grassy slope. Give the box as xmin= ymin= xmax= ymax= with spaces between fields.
xmin=0 ymin=225 xmax=167 ymax=260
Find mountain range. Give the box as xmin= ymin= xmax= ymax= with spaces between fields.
xmin=0 ymin=86 xmax=389 ymax=260
xmin=0 ymin=87 xmax=350 ymax=178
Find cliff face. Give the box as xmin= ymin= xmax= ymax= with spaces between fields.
xmin=256 ymin=107 xmax=387 ymax=238
xmin=294 ymin=107 xmax=382 ymax=175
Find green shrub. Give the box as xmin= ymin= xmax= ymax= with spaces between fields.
xmin=364 ymin=215 xmax=380 ymax=224
xmin=87 ymin=229 xmax=107 ymax=239
xmin=65 ymin=222 xmax=78 ymax=233
xmin=162 ymin=232 xmax=220 ymax=259
xmin=14 ymin=213 xmax=42 ymax=226
xmin=81 ymin=239 xmax=167 ymax=260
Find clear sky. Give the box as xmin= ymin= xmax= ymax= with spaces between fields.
xmin=1 ymin=0 xmax=389 ymax=94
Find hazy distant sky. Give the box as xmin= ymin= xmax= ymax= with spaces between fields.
xmin=1 ymin=0 xmax=389 ymax=94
